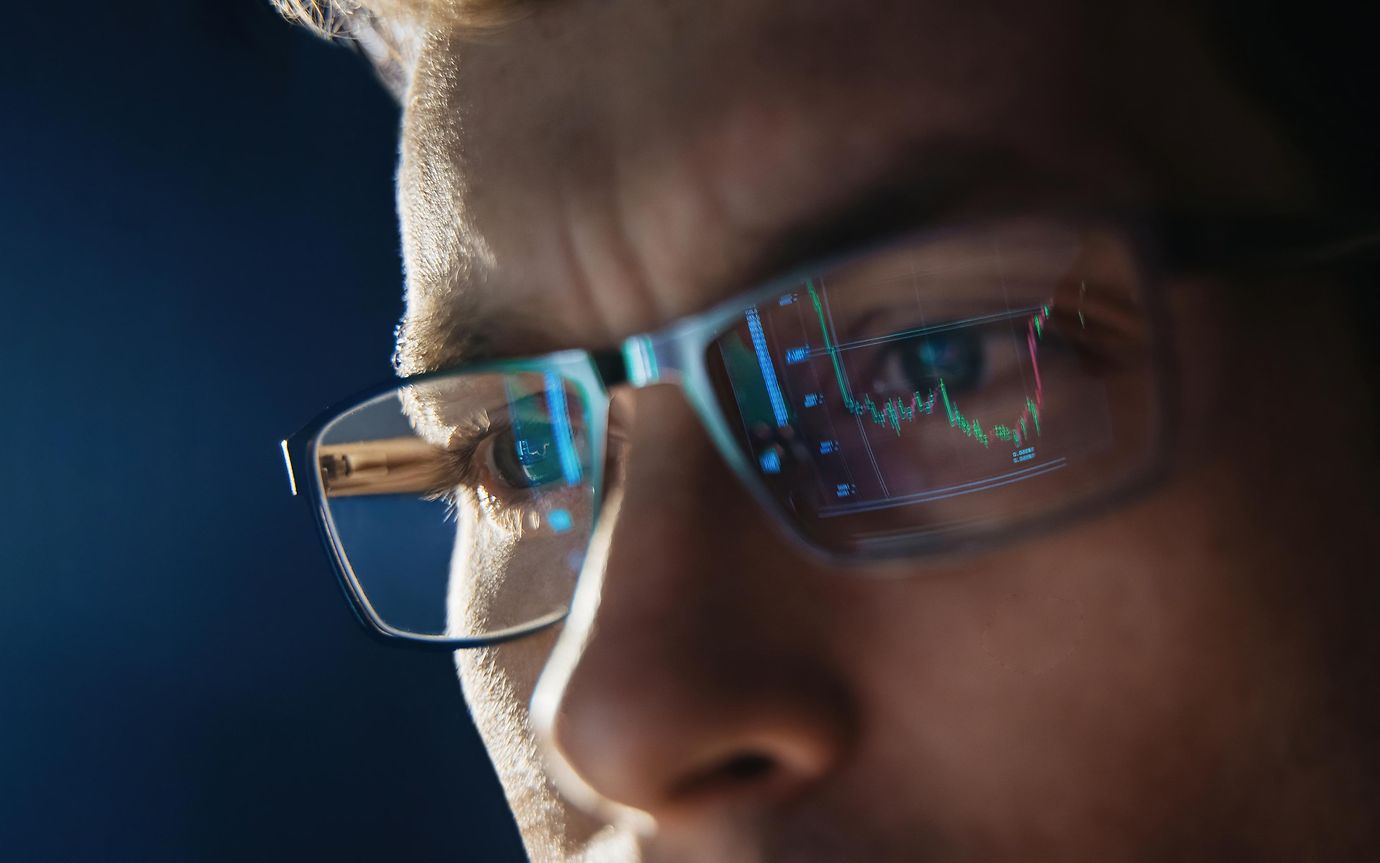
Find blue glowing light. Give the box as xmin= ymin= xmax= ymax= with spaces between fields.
xmin=548 ymin=508 xmax=574 ymax=534
xmin=543 ymin=373 xmax=583 ymax=486
xmin=758 ymin=449 xmax=782 ymax=474
xmin=744 ymin=306 xmax=791 ymax=428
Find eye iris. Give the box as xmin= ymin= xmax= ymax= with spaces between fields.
xmin=492 ymin=426 xmax=564 ymax=489
xmin=901 ymin=329 xmax=986 ymax=394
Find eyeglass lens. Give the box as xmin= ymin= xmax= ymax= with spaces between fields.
xmin=316 ymin=370 xmax=597 ymax=639
xmin=705 ymin=221 xmax=1159 ymax=555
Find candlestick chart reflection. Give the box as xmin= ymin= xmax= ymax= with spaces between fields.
xmin=711 ymin=263 xmax=1128 ymax=551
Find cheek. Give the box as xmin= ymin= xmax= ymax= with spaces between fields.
xmin=830 ymin=482 xmax=1284 ymax=851
xmin=454 ymin=628 xmax=570 ymax=859
xmin=447 ymin=495 xmax=569 ymax=743
xmin=446 ymin=489 xmax=594 ymax=637
xmin=453 ymin=581 xmax=568 ymax=856
xmin=975 ymin=575 xmax=1088 ymax=677
xmin=448 ymin=507 xmax=600 ymax=854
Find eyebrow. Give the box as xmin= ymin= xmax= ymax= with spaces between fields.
xmin=394 ymin=287 xmax=560 ymax=376
xmin=738 ymin=137 xmax=1095 ymax=289
xmin=403 ymin=136 xmax=1108 ymax=375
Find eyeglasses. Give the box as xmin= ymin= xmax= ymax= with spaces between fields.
xmin=279 ymin=216 xmax=1204 ymax=648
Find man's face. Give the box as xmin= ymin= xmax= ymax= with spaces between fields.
xmin=371 ymin=1 xmax=1379 ymax=860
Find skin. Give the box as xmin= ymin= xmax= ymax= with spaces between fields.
xmin=346 ymin=1 xmax=1380 ymax=859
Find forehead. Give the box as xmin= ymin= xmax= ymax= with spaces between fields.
xmin=391 ymin=0 xmax=1304 ymax=375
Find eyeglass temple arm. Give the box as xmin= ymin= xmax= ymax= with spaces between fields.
xmin=315 ymin=437 xmax=449 ymax=498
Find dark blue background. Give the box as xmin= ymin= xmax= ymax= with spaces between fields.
xmin=1 ymin=4 xmax=525 ymax=860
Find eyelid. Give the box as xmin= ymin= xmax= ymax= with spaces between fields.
xmin=862 ymin=316 xmax=1001 ymax=382
xmin=443 ymin=416 xmax=569 ymax=502
xmin=420 ymin=422 xmax=498 ymax=502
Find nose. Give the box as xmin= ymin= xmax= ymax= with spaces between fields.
xmin=531 ymin=386 xmax=855 ymax=823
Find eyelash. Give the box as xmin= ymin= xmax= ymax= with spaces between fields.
xmin=422 ymin=420 xmax=498 ymax=502
xmin=424 ymin=419 xmax=566 ymax=533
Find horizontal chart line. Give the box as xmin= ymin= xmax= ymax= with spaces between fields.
xmin=804 ymin=305 xmax=1043 ymax=357
xmin=816 ymin=458 xmax=1069 ymax=516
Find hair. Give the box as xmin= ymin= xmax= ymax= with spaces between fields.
xmin=271 ymin=0 xmax=348 ymax=36
xmin=270 ymin=0 xmax=528 ymax=37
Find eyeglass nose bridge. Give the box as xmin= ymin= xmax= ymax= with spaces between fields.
xmin=606 ymin=308 xmax=837 ymax=575
xmin=613 ymin=312 xmax=771 ymax=483
xmin=620 ymin=332 xmax=687 ymax=388
xmin=615 ymin=298 xmax=736 ymax=390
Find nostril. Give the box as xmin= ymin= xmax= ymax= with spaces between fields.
xmin=671 ymin=751 xmax=780 ymax=800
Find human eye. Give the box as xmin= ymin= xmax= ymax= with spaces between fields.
xmin=429 ymin=382 xmax=591 ymax=523
xmin=475 ymin=412 xmax=568 ymax=493
xmin=816 ymin=302 xmax=1053 ymax=453
xmin=704 ymin=218 xmax=1163 ymax=555
xmin=863 ymin=300 xmax=1085 ymax=398
xmin=865 ymin=316 xmax=992 ymax=398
